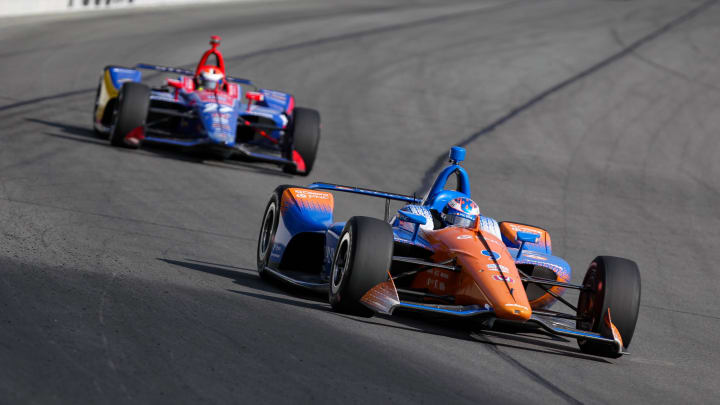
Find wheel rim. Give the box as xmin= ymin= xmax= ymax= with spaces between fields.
xmin=331 ymin=232 xmax=351 ymax=294
xmin=578 ymin=261 xmax=602 ymax=331
xmin=258 ymin=201 xmax=276 ymax=264
xmin=109 ymin=93 xmax=120 ymax=136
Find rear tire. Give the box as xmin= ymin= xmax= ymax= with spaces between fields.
xmin=110 ymin=82 xmax=149 ymax=148
xmin=284 ymin=107 xmax=320 ymax=176
xmin=329 ymin=216 xmax=393 ymax=317
xmin=576 ymin=256 xmax=641 ymax=357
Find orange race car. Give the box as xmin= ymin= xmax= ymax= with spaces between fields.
xmin=256 ymin=147 xmax=641 ymax=358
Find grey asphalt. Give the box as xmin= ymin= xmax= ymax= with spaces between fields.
xmin=1 ymin=0 xmax=719 ymax=403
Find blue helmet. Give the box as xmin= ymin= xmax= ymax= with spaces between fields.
xmin=443 ymin=197 xmax=479 ymax=229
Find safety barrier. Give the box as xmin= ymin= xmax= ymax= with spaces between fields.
xmin=0 ymin=0 xmax=255 ymax=18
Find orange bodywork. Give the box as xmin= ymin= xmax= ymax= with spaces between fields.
xmin=499 ymin=222 xmax=552 ymax=253
xmin=410 ymin=225 xmax=532 ymax=321
xmin=281 ymin=188 xmax=334 ymax=214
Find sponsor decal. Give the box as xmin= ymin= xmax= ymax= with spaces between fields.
xmin=481 ymin=250 xmax=501 ymax=260
xmin=292 ymin=190 xmax=330 ymax=199
xmin=492 ymin=275 xmax=514 ymax=283
xmin=487 ymin=264 xmax=510 ymax=273
xmin=486 ymin=238 xmax=503 ymax=246
xmin=508 ymin=224 xmax=542 ymax=235
xmin=211 ymin=113 xmax=232 ymax=126
xmin=197 ymin=92 xmax=235 ymax=106
xmin=425 ymin=278 xmax=446 ymax=292
xmin=203 ymin=103 xmax=233 ymax=113
xmin=432 ymin=270 xmax=450 ymax=279
xmin=262 ymin=90 xmax=288 ymax=101
xmin=68 ymin=0 xmax=135 ymax=9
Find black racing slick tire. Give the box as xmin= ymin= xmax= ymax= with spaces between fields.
xmin=329 ymin=216 xmax=393 ymax=317
xmin=576 ymin=256 xmax=641 ymax=358
xmin=257 ymin=185 xmax=294 ymax=280
xmin=109 ymin=82 xmax=149 ymax=148
xmin=284 ymin=107 xmax=320 ymax=176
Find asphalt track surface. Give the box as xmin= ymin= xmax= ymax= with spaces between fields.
xmin=1 ymin=0 xmax=719 ymax=403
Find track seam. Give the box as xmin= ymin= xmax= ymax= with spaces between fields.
xmin=415 ymin=0 xmax=719 ymax=193
xmin=0 ymin=88 xmax=92 ymax=112
xmin=223 ymin=0 xmax=523 ymax=63
xmin=472 ymin=333 xmax=583 ymax=404
xmin=0 ymin=2 xmax=515 ymax=114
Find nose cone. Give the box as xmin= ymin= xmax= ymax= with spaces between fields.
xmin=493 ymin=302 xmax=532 ymax=321
xmin=425 ymin=227 xmax=534 ymax=322
xmin=453 ymin=245 xmax=533 ymax=322
xmin=197 ymin=100 xmax=237 ymax=145
xmin=204 ymin=120 xmax=235 ymax=146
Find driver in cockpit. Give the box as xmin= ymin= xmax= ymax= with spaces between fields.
xmin=437 ymin=197 xmax=480 ymax=229
xmin=418 ymin=196 xmax=480 ymax=230
xmin=195 ymin=66 xmax=225 ymax=91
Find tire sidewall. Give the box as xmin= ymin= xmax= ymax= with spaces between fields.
xmin=256 ymin=185 xmax=296 ymax=279
xmin=110 ymin=82 xmax=149 ymax=147
xmin=256 ymin=196 xmax=279 ymax=278
xmin=328 ymin=217 xmax=393 ymax=316
xmin=285 ymin=107 xmax=320 ymax=175
xmin=329 ymin=224 xmax=355 ymax=305
xmin=577 ymin=256 xmax=641 ymax=355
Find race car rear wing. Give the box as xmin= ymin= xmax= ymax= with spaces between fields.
xmin=309 ymin=182 xmax=422 ymax=221
xmin=309 ymin=183 xmax=421 ymax=204
xmin=135 ymin=63 xmax=254 ymax=85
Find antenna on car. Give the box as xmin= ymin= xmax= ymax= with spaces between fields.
xmin=448 ymin=146 xmax=465 ymax=165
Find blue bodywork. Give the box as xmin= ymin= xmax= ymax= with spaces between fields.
xmin=96 ymin=64 xmax=295 ymax=164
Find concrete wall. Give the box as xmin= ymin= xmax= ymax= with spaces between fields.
xmin=0 ymin=0 xmax=255 ymax=17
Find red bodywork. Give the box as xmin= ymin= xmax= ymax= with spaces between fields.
xmin=166 ymin=35 xmax=236 ymax=96
xmin=196 ymin=35 xmax=226 ymax=76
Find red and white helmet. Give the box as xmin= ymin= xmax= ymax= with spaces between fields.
xmin=197 ymin=66 xmax=224 ymax=90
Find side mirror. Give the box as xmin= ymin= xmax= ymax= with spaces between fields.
xmin=398 ymin=209 xmax=427 ymax=225
xmin=398 ymin=209 xmax=427 ymax=243
xmin=516 ymin=232 xmax=539 ymax=244
xmin=245 ymin=91 xmax=265 ymax=102
xmin=166 ymin=79 xmax=184 ymax=89
xmin=515 ymin=231 xmax=539 ymax=259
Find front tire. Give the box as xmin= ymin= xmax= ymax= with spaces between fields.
xmin=256 ymin=185 xmax=293 ymax=280
xmin=284 ymin=107 xmax=320 ymax=176
xmin=110 ymin=82 xmax=149 ymax=148
xmin=329 ymin=216 xmax=393 ymax=317
xmin=576 ymin=256 xmax=641 ymax=357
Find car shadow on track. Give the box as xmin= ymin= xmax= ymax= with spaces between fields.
xmin=336 ymin=312 xmax=611 ymax=363
xmin=160 ymin=258 xmax=611 ymax=363
xmin=26 ymin=118 xmax=295 ymax=177
xmin=159 ymin=258 xmax=327 ymax=307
